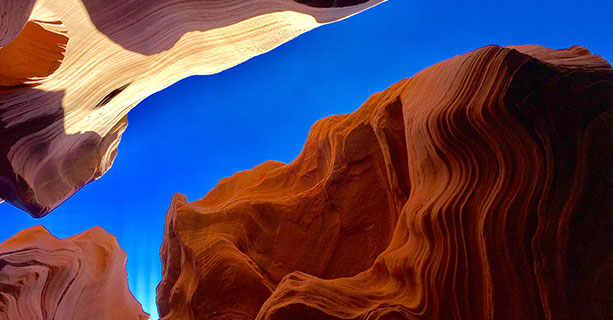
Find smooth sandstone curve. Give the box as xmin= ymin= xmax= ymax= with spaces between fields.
xmin=157 ymin=45 xmax=613 ymax=319
xmin=0 ymin=226 xmax=148 ymax=320
xmin=0 ymin=0 xmax=385 ymax=217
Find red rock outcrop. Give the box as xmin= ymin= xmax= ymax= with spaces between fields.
xmin=157 ymin=45 xmax=613 ymax=319
xmin=0 ymin=0 xmax=384 ymax=217
xmin=0 ymin=226 xmax=148 ymax=320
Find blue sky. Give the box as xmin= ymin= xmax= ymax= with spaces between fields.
xmin=2 ymin=1 xmax=612 ymax=318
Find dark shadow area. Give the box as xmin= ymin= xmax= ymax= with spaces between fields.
xmin=79 ymin=0 xmax=379 ymax=55
xmin=0 ymin=89 xmax=121 ymax=217
xmin=504 ymin=49 xmax=613 ymax=319
xmin=0 ymin=0 xmax=37 ymax=46
xmin=295 ymin=0 xmax=370 ymax=8
xmin=96 ymin=82 xmax=132 ymax=108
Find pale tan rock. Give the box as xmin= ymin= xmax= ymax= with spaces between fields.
xmin=0 ymin=0 xmax=385 ymax=217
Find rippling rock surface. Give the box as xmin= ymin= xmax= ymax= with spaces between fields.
xmin=157 ymin=45 xmax=613 ymax=320
xmin=0 ymin=226 xmax=148 ymax=320
xmin=0 ymin=0 xmax=384 ymax=217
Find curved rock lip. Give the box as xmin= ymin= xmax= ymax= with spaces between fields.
xmin=0 ymin=0 xmax=385 ymax=217
xmin=157 ymin=45 xmax=613 ymax=319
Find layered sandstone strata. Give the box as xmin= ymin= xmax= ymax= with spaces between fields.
xmin=0 ymin=226 xmax=148 ymax=320
xmin=158 ymin=45 xmax=613 ymax=319
xmin=0 ymin=0 xmax=384 ymax=217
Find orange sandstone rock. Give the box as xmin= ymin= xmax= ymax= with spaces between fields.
xmin=0 ymin=0 xmax=384 ymax=217
xmin=0 ymin=226 xmax=148 ymax=320
xmin=158 ymin=45 xmax=613 ymax=319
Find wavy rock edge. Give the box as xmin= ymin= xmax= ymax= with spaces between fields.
xmin=157 ymin=44 xmax=613 ymax=320
xmin=0 ymin=226 xmax=149 ymax=320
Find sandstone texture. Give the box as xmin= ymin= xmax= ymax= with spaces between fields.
xmin=0 ymin=0 xmax=384 ymax=217
xmin=158 ymin=45 xmax=613 ymax=319
xmin=0 ymin=226 xmax=148 ymax=320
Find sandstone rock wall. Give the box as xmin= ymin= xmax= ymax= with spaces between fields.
xmin=0 ymin=226 xmax=148 ymax=320
xmin=158 ymin=45 xmax=613 ymax=319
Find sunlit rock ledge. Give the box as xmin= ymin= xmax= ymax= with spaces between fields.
xmin=0 ymin=0 xmax=385 ymax=217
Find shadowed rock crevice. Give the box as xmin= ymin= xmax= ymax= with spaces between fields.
xmin=0 ymin=14 xmax=67 ymax=96
xmin=96 ymin=83 xmax=132 ymax=108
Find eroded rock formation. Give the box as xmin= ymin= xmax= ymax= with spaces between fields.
xmin=0 ymin=226 xmax=148 ymax=320
xmin=157 ymin=45 xmax=613 ymax=319
xmin=0 ymin=0 xmax=384 ymax=217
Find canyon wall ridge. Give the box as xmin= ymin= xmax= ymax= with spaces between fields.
xmin=158 ymin=44 xmax=613 ymax=320
xmin=0 ymin=225 xmax=148 ymax=320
